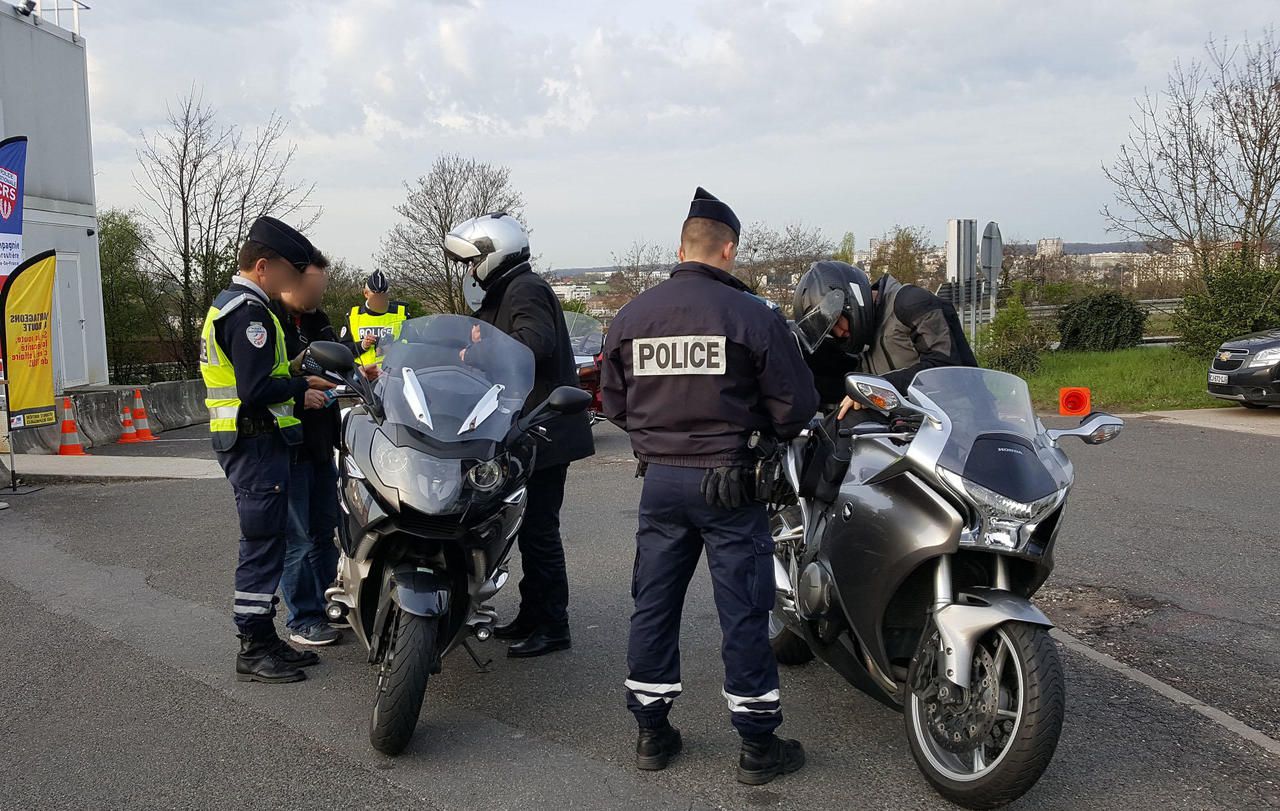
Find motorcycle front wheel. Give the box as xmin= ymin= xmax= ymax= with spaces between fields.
xmin=904 ymin=621 xmax=1064 ymax=809
xmin=369 ymin=609 xmax=439 ymax=755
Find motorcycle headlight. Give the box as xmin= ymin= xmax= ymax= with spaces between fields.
xmin=467 ymin=459 xmax=506 ymax=493
xmin=1248 ymin=347 xmax=1280 ymax=368
xmin=938 ymin=467 xmax=1064 ymax=550
xmin=371 ymin=429 xmax=463 ymax=514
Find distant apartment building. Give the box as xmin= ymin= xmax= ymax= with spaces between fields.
xmin=1036 ymin=238 xmax=1064 ymax=258
xmin=550 ymin=283 xmax=592 ymax=302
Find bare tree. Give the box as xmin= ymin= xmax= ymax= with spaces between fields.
xmin=134 ymin=90 xmax=317 ymax=374
xmin=738 ymin=222 xmax=833 ymax=290
xmin=609 ymin=239 xmax=673 ymax=297
xmin=1103 ymin=30 xmax=1280 ymax=278
xmin=379 ymin=154 xmax=525 ymax=315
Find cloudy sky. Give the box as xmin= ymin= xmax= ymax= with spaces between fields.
xmin=84 ymin=0 xmax=1274 ymax=270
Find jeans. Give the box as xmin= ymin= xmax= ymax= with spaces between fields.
xmin=280 ymin=457 xmax=340 ymax=632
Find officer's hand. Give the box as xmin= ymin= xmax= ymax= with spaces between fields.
xmin=302 ymin=389 xmax=328 ymax=410
xmin=306 ymin=375 xmax=337 ymax=391
xmin=837 ymin=396 xmax=863 ymax=420
xmin=471 ymin=324 xmax=483 ymax=343
xmin=361 ymin=334 xmax=378 ymax=350
xmin=700 ymin=466 xmax=749 ymax=510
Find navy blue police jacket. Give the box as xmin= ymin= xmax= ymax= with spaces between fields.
xmin=601 ymin=262 xmax=818 ymax=467
xmin=211 ymin=278 xmax=310 ymax=428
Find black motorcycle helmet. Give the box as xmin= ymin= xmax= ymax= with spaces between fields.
xmin=792 ymin=260 xmax=875 ymax=355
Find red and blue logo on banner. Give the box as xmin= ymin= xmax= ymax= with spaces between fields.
xmin=0 ymin=135 xmax=27 ymax=281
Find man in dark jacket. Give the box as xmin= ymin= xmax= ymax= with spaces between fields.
xmin=446 ymin=212 xmax=595 ymax=658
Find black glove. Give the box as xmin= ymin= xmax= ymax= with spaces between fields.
xmin=700 ymin=466 xmax=750 ymax=510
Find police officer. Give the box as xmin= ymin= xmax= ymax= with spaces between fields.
xmin=601 ymin=188 xmax=818 ymax=785
xmin=200 ymin=216 xmax=336 ymax=684
xmin=344 ymin=270 xmax=408 ymax=366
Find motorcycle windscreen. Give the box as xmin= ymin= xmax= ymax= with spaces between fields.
xmin=910 ymin=367 xmax=1071 ymax=493
xmin=564 ymin=311 xmax=604 ymax=357
xmin=379 ymin=315 xmax=536 ymax=444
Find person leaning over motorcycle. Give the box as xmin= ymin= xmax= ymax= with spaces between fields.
xmin=444 ymin=212 xmax=595 ymax=659
xmin=793 ymin=261 xmax=976 ymax=415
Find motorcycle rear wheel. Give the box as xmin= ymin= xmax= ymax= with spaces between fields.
xmin=768 ymin=607 xmax=815 ymax=665
xmin=369 ymin=609 xmax=438 ymax=755
xmin=904 ymin=621 xmax=1063 ymax=809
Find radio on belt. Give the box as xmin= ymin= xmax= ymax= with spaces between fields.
xmin=632 ymin=335 xmax=727 ymax=376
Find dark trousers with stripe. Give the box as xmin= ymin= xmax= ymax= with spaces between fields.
xmin=625 ymin=463 xmax=782 ymax=739
xmin=216 ymin=432 xmax=291 ymax=636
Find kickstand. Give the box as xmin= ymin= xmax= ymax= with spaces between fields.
xmin=462 ymin=639 xmax=492 ymax=673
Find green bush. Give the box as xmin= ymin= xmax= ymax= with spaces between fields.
xmin=1175 ymin=254 xmax=1280 ymax=358
xmin=1057 ymin=292 xmax=1146 ymax=351
xmin=983 ymin=299 xmax=1051 ymax=375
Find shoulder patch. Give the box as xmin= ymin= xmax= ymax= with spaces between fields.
xmin=246 ymin=322 xmax=269 ymax=349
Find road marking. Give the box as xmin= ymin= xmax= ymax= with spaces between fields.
xmin=1052 ymin=629 xmax=1280 ymax=757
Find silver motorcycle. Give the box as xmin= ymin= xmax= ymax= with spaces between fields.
xmin=767 ymin=367 xmax=1122 ymax=808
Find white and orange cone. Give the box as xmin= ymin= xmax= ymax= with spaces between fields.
xmin=117 ymin=403 xmax=141 ymax=444
xmin=131 ymin=388 xmax=155 ymax=441
xmin=58 ymin=397 xmax=88 ymax=456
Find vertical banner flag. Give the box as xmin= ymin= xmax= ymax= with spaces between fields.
xmin=1 ymin=250 xmax=58 ymax=431
xmin=0 ymin=136 xmax=27 ymax=283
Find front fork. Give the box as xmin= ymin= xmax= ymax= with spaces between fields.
xmin=931 ymin=554 xmax=1052 ymax=689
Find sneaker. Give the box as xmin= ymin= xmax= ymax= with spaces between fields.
xmin=289 ymin=623 xmax=341 ymax=647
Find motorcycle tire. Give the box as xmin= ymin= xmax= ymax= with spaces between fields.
xmin=904 ymin=621 xmax=1064 ymax=810
xmin=768 ymin=606 xmax=815 ymax=665
xmin=369 ymin=610 xmax=438 ymax=755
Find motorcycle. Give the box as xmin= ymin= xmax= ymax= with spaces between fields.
xmin=564 ymin=310 xmax=605 ymax=425
xmin=304 ymin=314 xmax=591 ymax=756
xmin=766 ymin=367 xmax=1122 ymax=809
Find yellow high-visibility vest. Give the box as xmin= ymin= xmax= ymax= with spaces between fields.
xmin=349 ymin=303 xmax=408 ymax=366
xmin=199 ymin=290 xmax=302 ymax=452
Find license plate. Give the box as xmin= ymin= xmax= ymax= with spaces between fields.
xmin=1209 ymin=373 xmax=1229 ymax=385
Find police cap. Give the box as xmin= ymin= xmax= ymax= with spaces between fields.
xmin=246 ymin=216 xmax=318 ymax=272
xmin=686 ymin=187 xmax=741 ymax=239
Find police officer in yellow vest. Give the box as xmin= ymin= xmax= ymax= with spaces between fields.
xmin=201 ymin=216 xmax=336 ymax=684
xmin=345 ymin=270 xmax=408 ymax=366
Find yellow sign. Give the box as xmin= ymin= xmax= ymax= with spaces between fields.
xmin=2 ymin=250 xmax=57 ymax=430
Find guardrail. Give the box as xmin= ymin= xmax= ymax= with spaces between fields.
xmin=964 ymin=298 xmax=1183 ymax=326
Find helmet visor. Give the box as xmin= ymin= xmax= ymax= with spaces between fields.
xmin=794 ymin=290 xmax=845 ymax=353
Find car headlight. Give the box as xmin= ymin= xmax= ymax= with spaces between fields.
xmin=1248 ymin=347 xmax=1280 ymax=368
xmin=467 ymin=459 xmax=506 ymax=493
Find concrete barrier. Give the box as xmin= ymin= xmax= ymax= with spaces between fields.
xmin=7 ymin=380 xmax=208 ymax=454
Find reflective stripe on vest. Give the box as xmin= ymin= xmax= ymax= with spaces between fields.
xmin=349 ymin=304 xmax=408 ymax=366
xmin=199 ymin=293 xmax=302 ymax=451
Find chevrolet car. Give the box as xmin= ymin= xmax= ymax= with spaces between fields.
xmin=1207 ymin=329 xmax=1280 ymax=408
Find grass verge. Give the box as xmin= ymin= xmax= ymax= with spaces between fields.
xmin=1023 ymin=346 xmax=1225 ymax=413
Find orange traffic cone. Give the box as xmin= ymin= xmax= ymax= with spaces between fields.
xmin=131 ymin=389 xmax=155 ymax=441
xmin=58 ymin=397 xmax=88 ymax=456
xmin=118 ymin=402 xmax=141 ymax=444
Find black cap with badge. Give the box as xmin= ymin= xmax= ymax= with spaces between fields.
xmin=686 ymin=187 xmax=741 ymax=239
xmin=246 ymin=215 xmax=318 ymax=271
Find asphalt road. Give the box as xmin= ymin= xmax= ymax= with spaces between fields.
xmin=0 ymin=418 xmax=1277 ymax=810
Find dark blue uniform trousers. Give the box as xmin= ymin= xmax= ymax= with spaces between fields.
xmin=625 ymin=463 xmax=782 ymax=739
xmin=216 ymin=432 xmax=291 ymax=635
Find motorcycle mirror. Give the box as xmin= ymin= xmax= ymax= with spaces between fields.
xmin=1046 ymin=412 xmax=1124 ymax=445
xmin=546 ymin=385 xmax=592 ymax=415
xmin=844 ymin=374 xmax=902 ymax=415
xmin=307 ymin=341 xmax=356 ymax=375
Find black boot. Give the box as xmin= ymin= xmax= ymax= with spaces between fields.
xmin=737 ymin=735 xmax=805 ymax=786
xmin=493 ymin=613 xmax=540 ymax=640
xmin=507 ymin=627 xmax=571 ymax=658
xmin=267 ymin=633 xmax=320 ymax=668
xmin=636 ymin=724 xmax=682 ymax=771
xmin=236 ymin=633 xmax=306 ymax=684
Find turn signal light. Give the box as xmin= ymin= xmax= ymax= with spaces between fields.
xmin=1059 ymin=387 xmax=1092 ymax=417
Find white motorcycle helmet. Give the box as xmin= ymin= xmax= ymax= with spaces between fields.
xmin=444 ymin=213 xmax=531 ymax=290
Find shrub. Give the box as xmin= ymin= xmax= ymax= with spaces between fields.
xmin=984 ymin=299 xmax=1052 ymax=375
xmin=1175 ymin=254 xmax=1280 ymax=358
xmin=1057 ymin=292 xmax=1146 ymax=351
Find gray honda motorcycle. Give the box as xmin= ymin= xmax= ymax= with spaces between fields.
xmin=766 ymin=367 xmax=1122 ymax=808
